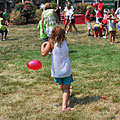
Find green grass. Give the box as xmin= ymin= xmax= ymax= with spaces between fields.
xmin=0 ymin=24 xmax=120 ymax=120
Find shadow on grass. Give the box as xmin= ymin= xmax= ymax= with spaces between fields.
xmin=55 ymin=95 xmax=102 ymax=108
xmin=69 ymin=50 xmax=78 ymax=54
xmin=7 ymin=38 xmax=20 ymax=41
xmin=69 ymin=95 xmax=102 ymax=108
xmin=115 ymin=41 xmax=120 ymax=44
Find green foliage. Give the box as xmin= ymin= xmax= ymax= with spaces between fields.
xmin=9 ymin=11 xmax=26 ymax=25
xmin=74 ymin=3 xmax=95 ymax=15
xmin=34 ymin=9 xmax=43 ymax=23
xmin=14 ymin=1 xmax=36 ymax=24
xmin=51 ymin=1 xmax=57 ymax=9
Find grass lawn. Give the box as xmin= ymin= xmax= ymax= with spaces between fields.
xmin=0 ymin=23 xmax=120 ymax=120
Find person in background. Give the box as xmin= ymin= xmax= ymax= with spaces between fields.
xmin=41 ymin=3 xmax=59 ymax=38
xmin=0 ymin=11 xmax=8 ymax=41
xmin=115 ymin=5 xmax=120 ymax=31
xmin=64 ymin=1 xmax=74 ymax=31
xmin=3 ymin=9 xmax=9 ymax=26
xmin=96 ymin=0 xmax=104 ymax=24
xmin=102 ymin=15 xmax=109 ymax=38
xmin=107 ymin=9 xmax=118 ymax=44
xmin=55 ymin=4 xmax=61 ymax=21
xmin=37 ymin=19 xmax=48 ymax=42
xmin=85 ymin=5 xmax=92 ymax=36
xmin=92 ymin=23 xmax=101 ymax=37
xmin=66 ymin=7 xmax=78 ymax=34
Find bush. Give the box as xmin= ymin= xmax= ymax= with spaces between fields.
xmin=14 ymin=1 xmax=36 ymax=24
xmin=10 ymin=11 xmax=26 ymax=25
xmin=51 ymin=1 xmax=57 ymax=9
xmin=74 ymin=3 xmax=95 ymax=15
xmin=34 ymin=9 xmax=42 ymax=23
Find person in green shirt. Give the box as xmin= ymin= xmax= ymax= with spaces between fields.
xmin=0 ymin=11 xmax=8 ymax=41
xmin=3 ymin=9 xmax=9 ymax=26
xmin=37 ymin=19 xmax=48 ymax=42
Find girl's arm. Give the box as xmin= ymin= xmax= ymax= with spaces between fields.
xmin=107 ymin=15 xmax=115 ymax=20
xmin=41 ymin=42 xmax=51 ymax=57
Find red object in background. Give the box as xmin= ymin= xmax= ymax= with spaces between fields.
xmin=95 ymin=3 xmax=98 ymax=7
xmin=102 ymin=19 xmax=108 ymax=24
xmin=102 ymin=96 xmax=106 ymax=99
xmin=90 ymin=14 xmax=94 ymax=17
xmin=113 ymin=20 xmax=117 ymax=24
xmin=61 ymin=14 xmax=85 ymax=24
xmin=27 ymin=60 xmax=42 ymax=70
xmin=93 ymin=3 xmax=98 ymax=7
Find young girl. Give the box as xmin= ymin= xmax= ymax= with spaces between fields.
xmin=107 ymin=9 xmax=117 ymax=44
xmin=0 ymin=11 xmax=8 ymax=41
xmin=41 ymin=26 xmax=74 ymax=112
xmin=66 ymin=8 xmax=78 ymax=33
xmin=85 ymin=6 xmax=92 ymax=36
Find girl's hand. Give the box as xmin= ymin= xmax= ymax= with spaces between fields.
xmin=41 ymin=42 xmax=51 ymax=57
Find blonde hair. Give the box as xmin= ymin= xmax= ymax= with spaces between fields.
xmin=44 ymin=3 xmax=52 ymax=10
xmin=50 ymin=26 xmax=66 ymax=47
xmin=87 ymin=5 xmax=91 ymax=9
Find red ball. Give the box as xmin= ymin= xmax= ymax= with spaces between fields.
xmin=102 ymin=19 xmax=108 ymax=24
xmin=95 ymin=3 xmax=98 ymax=6
xmin=90 ymin=14 xmax=94 ymax=17
xmin=27 ymin=60 xmax=42 ymax=70
xmin=93 ymin=3 xmax=96 ymax=7
xmin=102 ymin=96 xmax=106 ymax=99
xmin=93 ymin=3 xmax=98 ymax=7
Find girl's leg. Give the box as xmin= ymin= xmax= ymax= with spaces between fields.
xmin=113 ymin=31 xmax=116 ymax=43
xmin=62 ymin=84 xmax=70 ymax=111
xmin=70 ymin=23 xmax=72 ymax=32
xmin=72 ymin=24 xmax=78 ymax=32
xmin=64 ymin=19 xmax=69 ymax=31
xmin=66 ymin=23 xmax=71 ymax=33
xmin=109 ymin=31 xmax=113 ymax=44
xmin=1 ymin=31 xmax=4 ymax=40
xmin=5 ymin=29 xmax=8 ymax=40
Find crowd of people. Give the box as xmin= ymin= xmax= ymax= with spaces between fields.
xmin=85 ymin=0 xmax=120 ymax=44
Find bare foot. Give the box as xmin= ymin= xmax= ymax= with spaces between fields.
xmin=61 ymin=107 xmax=74 ymax=112
xmin=110 ymin=42 xmax=113 ymax=44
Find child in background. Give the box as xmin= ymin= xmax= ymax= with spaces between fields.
xmin=102 ymin=19 xmax=108 ymax=38
xmin=107 ymin=9 xmax=117 ymax=44
xmin=92 ymin=23 xmax=101 ymax=37
xmin=85 ymin=6 xmax=92 ymax=36
xmin=92 ymin=18 xmax=102 ymax=37
xmin=37 ymin=19 xmax=48 ymax=42
xmin=3 ymin=9 xmax=9 ymax=26
xmin=0 ymin=11 xmax=8 ymax=41
xmin=41 ymin=26 xmax=74 ymax=112
xmin=66 ymin=7 xmax=78 ymax=33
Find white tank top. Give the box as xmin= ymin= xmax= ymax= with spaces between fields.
xmin=51 ymin=40 xmax=72 ymax=78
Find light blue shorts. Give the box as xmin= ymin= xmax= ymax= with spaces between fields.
xmin=65 ymin=15 xmax=69 ymax=19
xmin=54 ymin=75 xmax=74 ymax=85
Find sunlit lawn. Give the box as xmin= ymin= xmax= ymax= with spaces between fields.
xmin=0 ymin=23 xmax=120 ymax=120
